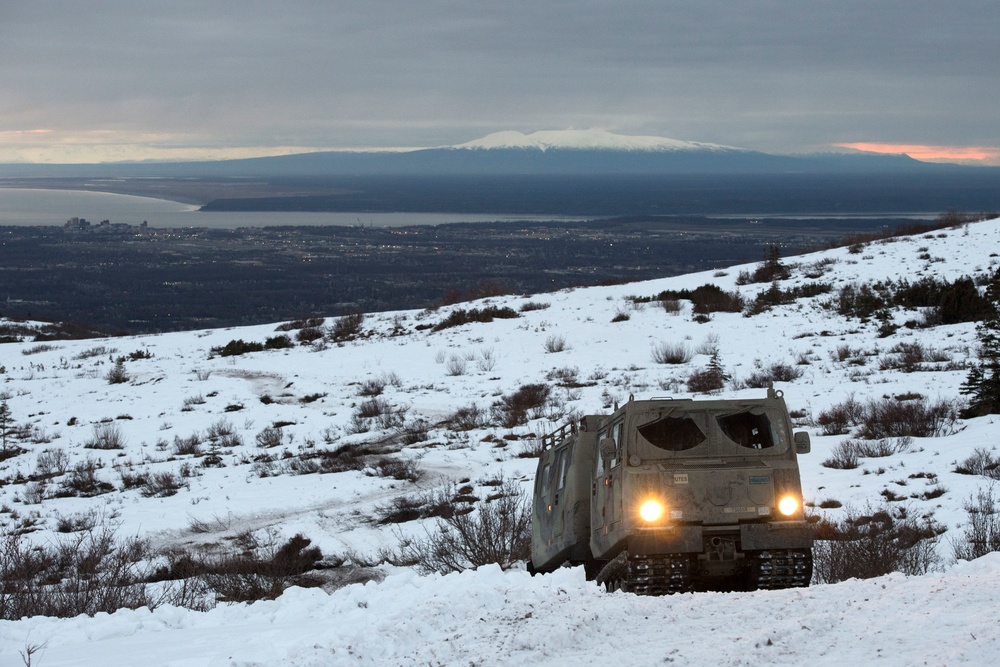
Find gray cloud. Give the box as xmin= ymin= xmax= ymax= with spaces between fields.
xmin=1 ymin=1 xmax=997 ymax=161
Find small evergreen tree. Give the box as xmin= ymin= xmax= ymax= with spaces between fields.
xmin=961 ymin=269 xmax=1000 ymax=417
xmin=0 ymin=399 xmax=14 ymax=453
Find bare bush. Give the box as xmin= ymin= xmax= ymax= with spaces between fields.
xmin=492 ymin=384 xmax=551 ymax=427
xmin=821 ymin=440 xmax=861 ymax=469
xmin=255 ymin=426 xmax=285 ymax=448
xmin=206 ymin=418 xmax=235 ymax=442
xmin=878 ymin=341 xmax=950 ymax=372
xmin=686 ymin=357 xmax=727 ymax=394
xmin=952 ymin=486 xmax=1000 ymax=561
xmin=331 ymin=312 xmax=365 ymax=341
xmin=84 ymin=422 xmax=126 ymax=450
xmin=858 ymin=396 xmax=960 ymax=439
xmin=155 ymin=531 xmax=323 ymax=604
xmin=141 ymin=471 xmax=184 ymax=498
xmin=359 ymin=377 xmax=386 ymax=397
xmin=815 ymin=395 xmax=864 ymax=435
xmin=476 ymin=348 xmax=497 ymax=373
xmin=661 ymin=298 xmax=682 ymax=315
xmin=445 ymin=404 xmax=489 ymax=431
xmin=58 ymin=457 xmax=114 ymax=497
xmin=818 ymin=395 xmax=959 ymax=439
xmin=290 ymin=445 xmax=372 ymax=475
xmin=0 ymin=524 xmax=155 ymax=620
xmin=544 ymin=334 xmax=568 ymax=353
xmin=651 ymin=341 xmax=693 ymax=365
xmin=35 ymin=447 xmax=69 ymax=477
xmin=855 ymin=436 xmax=913 ymax=457
xmin=173 ymin=433 xmax=202 ymax=456
xmin=742 ymin=362 xmax=804 ymax=388
xmin=445 ymin=355 xmax=468 ymax=376
xmin=366 ymin=456 xmax=422 ymax=482
xmin=812 ymin=504 xmax=943 ymax=584
xmin=374 ymin=486 xmax=457 ymax=524
xmin=400 ymin=478 xmax=530 ymax=574
xmin=954 ymin=447 xmax=1000 ymax=479
xmin=519 ymin=301 xmax=549 ymax=312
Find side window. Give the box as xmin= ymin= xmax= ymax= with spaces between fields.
xmin=541 ymin=463 xmax=552 ymax=496
xmin=610 ymin=421 xmax=623 ymax=468
xmin=595 ymin=430 xmax=607 ymax=478
xmin=554 ymin=449 xmax=567 ymax=491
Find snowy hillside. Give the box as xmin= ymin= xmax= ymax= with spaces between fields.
xmin=2 ymin=217 xmax=1000 ymax=665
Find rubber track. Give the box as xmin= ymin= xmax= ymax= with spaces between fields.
xmin=597 ymin=549 xmax=812 ymax=595
xmin=746 ymin=549 xmax=813 ymax=589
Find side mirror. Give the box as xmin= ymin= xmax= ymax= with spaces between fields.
xmin=793 ymin=431 xmax=811 ymax=455
xmin=599 ymin=437 xmax=616 ymax=460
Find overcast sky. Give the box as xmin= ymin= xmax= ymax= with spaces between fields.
xmin=2 ymin=1 xmax=998 ymax=164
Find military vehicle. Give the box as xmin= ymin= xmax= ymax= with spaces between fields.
xmin=530 ymin=387 xmax=813 ymax=594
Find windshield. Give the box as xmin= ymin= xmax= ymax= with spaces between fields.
xmin=631 ymin=405 xmax=789 ymax=458
xmin=637 ymin=415 xmax=705 ymax=451
xmin=717 ymin=410 xmax=779 ymax=449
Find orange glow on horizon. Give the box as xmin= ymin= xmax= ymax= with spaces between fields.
xmin=836 ymin=142 xmax=1000 ymax=165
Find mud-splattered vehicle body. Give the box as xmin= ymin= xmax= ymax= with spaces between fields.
xmin=531 ymin=388 xmax=813 ymax=593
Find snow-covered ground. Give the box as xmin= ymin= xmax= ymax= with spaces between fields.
xmin=2 ymin=217 xmax=1000 ymax=665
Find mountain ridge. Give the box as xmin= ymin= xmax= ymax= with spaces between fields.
xmin=0 ymin=130 xmax=976 ymax=178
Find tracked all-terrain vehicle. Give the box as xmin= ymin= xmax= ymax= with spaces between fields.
xmin=531 ymin=388 xmax=813 ymax=594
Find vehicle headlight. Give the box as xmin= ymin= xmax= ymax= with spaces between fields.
xmin=639 ymin=500 xmax=665 ymax=522
xmin=778 ymin=495 xmax=799 ymax=516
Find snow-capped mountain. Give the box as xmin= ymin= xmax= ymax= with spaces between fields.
xmin=2 ymin=217 xmax=1000 ymax=665
xmin=453 ymin=129 xmax=740 ymax=152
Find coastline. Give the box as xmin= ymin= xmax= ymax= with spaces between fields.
xmin=0 ymin=179 xmax=206 ymax=207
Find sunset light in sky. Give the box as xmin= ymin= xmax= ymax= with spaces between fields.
xmin=837 ymin=143 xmax=1000 ymax=166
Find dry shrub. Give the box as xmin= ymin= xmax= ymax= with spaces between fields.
xmin=255 ymin=426 xmax=284 ymax=448
xmin=331 ymin=312 xmax=365 ymax=341
xmin=375 ymin=486 xmax=458 ymax=525
xmin=651 ymin=342 xmax=693 ymax=365
xmin=399 ymin=478 xmax=530 ymax=574
xmin=367 ymin=456 xmax=422 ymax=482
xmin=57 ymin=457 xmax=114 ymax=497
xmin=661 ymin=298 xmax=682 ymax=314
xmin=173 ymin=433 xmax=202 ymax=455
xmin=290 ymin=444 xmax=373 ymax=474
xmin=812 ymin=504 xmax=943 ymax=584
xmin=952 ymin=486 xmax=1000 ymax=561
xmin=141 ymin=470 xmax=184 ymax=498
xmin=821 ymin=440 xmax=860 ymax=470
xmin=492 ymin=384 xmax=551 ymax=427
xmin=690 ymin=284 xmax=743 ymax=314
xmin=858 ymin=396 xmax=959 ymax=439
xmin=0 ymin=524 xmax=155 ymax=620
xmin=544 ymin=334 xmax=568 ymax=353
xmin=445 ymin=404 xmax=489 ymax=431
xmin=359 ymin=377 xmax=387 ymax=397
xmin=815 ymin=394 xmax=864 ymax=435
xmin=156 ymin=531 xmax=323 ymax=604
xmin=432 ymin=306 xmax=518 ymax=332
xmin=84 ymin=422 xmax=126 ymax=450
xmin=742 ymin=362 xmax=803 ymax=388
xmin=878 ymin=341 xmax=950 ymax=372
xmin=686 ymin=366 xmax=726 ymax=394
xmin=954 ymin=448 xmax=1000 ymax=479
xmin=818 ymin=395 xmax=959 ymax=439
xmin=855 ymin=436 xmax=913 ymax=457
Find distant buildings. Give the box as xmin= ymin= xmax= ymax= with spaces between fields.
xmin=63 ymin=217 xmax=147 ymax=232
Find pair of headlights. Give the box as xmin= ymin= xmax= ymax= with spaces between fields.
xmin=638 ymin=495 xmax=800 ymax=522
